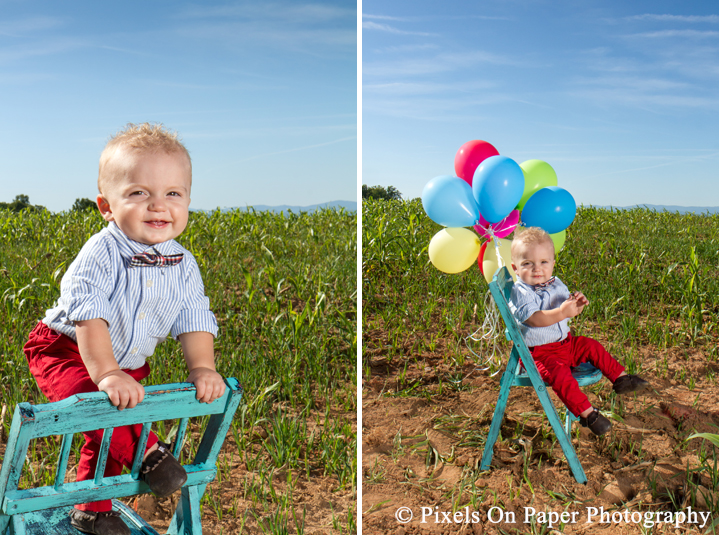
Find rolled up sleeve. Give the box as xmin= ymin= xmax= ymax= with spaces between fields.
xmin=61 ymin=242 xmax=114 ymax=325
xmin=509 ymin=284 xmax=540 ymax=324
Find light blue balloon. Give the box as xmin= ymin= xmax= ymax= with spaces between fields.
xmin=472 ymin=156 xmax=524 ymax=224
xmin=521 ymin=186 xmax=576 ymax=234
xmin=421 ymin=175 xmax=479 ymax=227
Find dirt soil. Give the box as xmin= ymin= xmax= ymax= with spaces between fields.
xmin=362 ymin=330 xmax=719 ymax=535
xmin=129 ymin=428 xmax=356 ymax=535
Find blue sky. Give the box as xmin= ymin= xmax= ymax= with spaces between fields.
xmin=0 ymin=1 xmax=356 ymax=212
xmin=362 ymin=0 xmax=719 ymax=208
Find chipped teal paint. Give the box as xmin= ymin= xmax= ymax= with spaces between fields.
xmin=0 ymin=378 xmax=243 ymax=534
xmin=479 ymin=267 xmax=602 ymax=484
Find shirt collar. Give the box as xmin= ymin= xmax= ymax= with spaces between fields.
xmin=106 ymin=222 xmax=183 ymax=260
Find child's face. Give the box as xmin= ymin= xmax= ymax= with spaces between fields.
xmin=97 ymin=151 xmax=191 ymax=245
xmin=511 ymin=239 xmax=555 ymax=285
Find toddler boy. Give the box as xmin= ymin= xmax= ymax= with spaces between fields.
xmin=508 ymin=227 xmax=649 ymax=436
xmin=23 ymin=123 xmax=226 ymax=535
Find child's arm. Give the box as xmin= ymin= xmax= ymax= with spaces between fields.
xmin=178 ymin=331 xmax=226 ymax=403
xmin=75 ymin=318 xmax=145 ymax=410
xmin=524 ymin=292 xmax=587 ymax=328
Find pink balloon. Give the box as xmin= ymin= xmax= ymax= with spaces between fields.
xmin=454 ymin=140 xmax=499 ymax=187
xmin=473 ymin=209 xmax=519 ymax=240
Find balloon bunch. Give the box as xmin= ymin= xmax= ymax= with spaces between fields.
xmin=422 ymin=140 xmax=576 ymax=283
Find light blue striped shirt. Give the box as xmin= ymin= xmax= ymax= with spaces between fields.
xmin=43 ymin=222 xmax=218 ymax=369
xmin=509 ymin=277 xmax=570 ymax=347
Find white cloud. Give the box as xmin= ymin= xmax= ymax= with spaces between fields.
xmin=628 ymin=14 xmax=719 ymax=24
xmin=0 ymin=16 xmax=65 ymax=37
xmin=177 ymin=2 xmax=355 ymax=23
xmin=377 ymin=43 xmax=440 ymax=53
xmin=363 ymin=13 xmax=411 ymax=22
xmin=362 ymin=21 xmax=436 ymax=36
xmin=364 ymin=80 xmax=494 ymax=96
xmin=365 ymin=49 xmax=521 ymax=78
xmin=631 ymin=29 xmax=719 ymax=39
xmin=0 ymin=38 xmax=86 ymax=64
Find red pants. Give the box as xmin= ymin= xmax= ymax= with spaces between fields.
xmin=23 ymin=321 xmax=159 ymax=512
xmin=527 ymin=333 xmax=625 ymax=417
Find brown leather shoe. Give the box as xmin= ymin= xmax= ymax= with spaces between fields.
xmin=69 ymin=508 xmax=130 ymax=535
xmin=579 ymin=409 xmax=612 ymax=436
xmin=140 ymin=442 xmax=187 ymax=498
xmin=613 ymin=374 xmax=650 ymax=395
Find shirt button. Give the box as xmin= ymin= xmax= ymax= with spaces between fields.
xmin=138 ymin=312 xmax=146 ymax=320
xmin=146 ymin=280 xmax=154 ymax=288
xmin=131 ymin=347 xmax=138 ymax=354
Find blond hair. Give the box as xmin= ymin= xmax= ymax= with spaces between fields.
xmin=98 ymin=123 xmax=191 ymax=193
xmin=511 ymin=227 xmax=554 ymax=261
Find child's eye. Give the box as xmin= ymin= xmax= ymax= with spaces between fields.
xmin=167 ymin=191 xmax=181 ymax=197
xmin=130 ymin=191 xmax=145 ymax=196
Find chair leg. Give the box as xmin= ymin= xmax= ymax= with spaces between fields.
xmin=480 ymin=347 xmax=520 ymax=471
xmin=532 ymin=383 xmax=587 ymax=484
xmin=10 ymin=514 xmax=27 ymax=535
xmin=168 ymin=485 xmax=204 ymax=535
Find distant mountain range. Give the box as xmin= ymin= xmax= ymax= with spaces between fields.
xmin=195 ymin=200 xmax=357 ymax=214
xmin=593 ymin=204 xmax=719 ymax=215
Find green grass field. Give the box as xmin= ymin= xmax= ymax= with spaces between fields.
xmin=363 ymin=199 xmax=719 ymax=370
xmin=0 ymin=207 xmax=357 ymax=533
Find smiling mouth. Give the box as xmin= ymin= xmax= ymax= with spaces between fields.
xmin=145 ymin=220 xmax=171 ymax=228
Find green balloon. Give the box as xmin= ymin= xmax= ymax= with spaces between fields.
xmin=518 ymin=160 xmax=558 ymax=209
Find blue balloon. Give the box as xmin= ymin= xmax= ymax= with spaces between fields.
xmin=472 ymin=156 xmax=524 ymax=224
xmin=421 ymin=175 xmax=479 ymax=227
xmin=521 ymin=186 xmax=576 ymax=234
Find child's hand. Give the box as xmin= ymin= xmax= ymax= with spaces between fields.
xmin=187 ymin=367 xmax=226 ymax=403
xmin=560 ymin=295 xmax=585 ymax=319
xmin=97 ymin=370 xmax=145 ymax=410
xmin=572 ymin=291 xmax=589 ymax=307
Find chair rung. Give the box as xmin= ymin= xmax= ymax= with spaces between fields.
xmin=173 ymin=418 xmax=190 ymax=458
xmin=54 ymin=433 xmax=73 ymax=490
xmin=95 ymin=428 xmax=114 ymax=485
xmin=130 ymin=423 xmax=153 ymax=479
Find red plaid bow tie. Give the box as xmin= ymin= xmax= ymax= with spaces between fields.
xmin=129 ymin=251 xmax=183 ymax=267
xmin=534 ymin=276 xmax=556 ymax=288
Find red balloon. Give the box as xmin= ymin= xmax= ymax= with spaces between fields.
xmin=454 ymin=140 xmax=500 ymax=187
xmin=477 ymin=241 xmax=488 ymax=275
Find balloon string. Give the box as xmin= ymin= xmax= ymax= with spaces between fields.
xmin=475 ymin=220 xmax=504 ymax=269
xmin=465 ymin=291 xmax=503 ymax=377
xmin=492 ymin=235 xmax=503 ymax=267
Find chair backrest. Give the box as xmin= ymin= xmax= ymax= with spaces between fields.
xmin=488 ymin=267 xmax=534 ymax=372
xmin=0 ymin=378 xmax=242 ymax=530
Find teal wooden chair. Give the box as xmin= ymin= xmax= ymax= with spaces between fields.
xmin=0 ymin=378 xmax=243 ymax=534
xmin=479 ymin=267 xmax=601 ymax=484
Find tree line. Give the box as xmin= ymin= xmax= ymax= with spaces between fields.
xmin=0 ymin=195 xmax=96 ymax=213
xmin=362 ymin=185 xmax=402 ymax=201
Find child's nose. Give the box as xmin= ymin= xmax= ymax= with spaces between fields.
xmin=148 ymin=195 xmax=166 ymax=211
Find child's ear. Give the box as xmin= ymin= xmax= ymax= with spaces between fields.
xmin=511 ymin=263 xmax=517 ymax=272
xmin=96 ymin=195 xmax=114 ymax=222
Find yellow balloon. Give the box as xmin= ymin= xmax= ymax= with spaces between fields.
xmin=482 ymin=238 xmax=516 ymax=283
xmin=428 ymin=227 xmax=481 ymax=274
xmin=518 ymin=160 xmax=558 ymax=209
xmin=515 ymin=225 xmax=566 ymax=252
